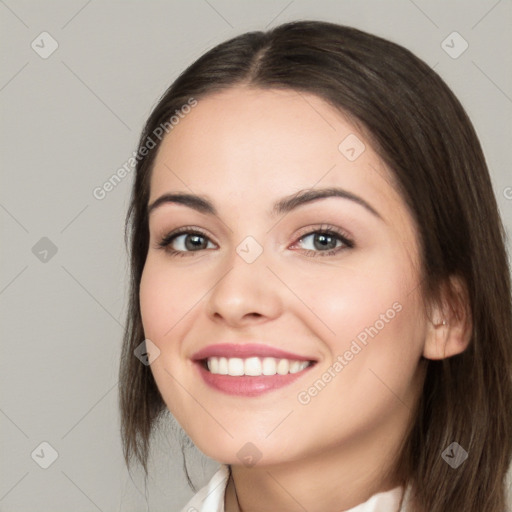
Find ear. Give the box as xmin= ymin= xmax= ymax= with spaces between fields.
xmin=423 ymin=275 xmax=472 ymax=360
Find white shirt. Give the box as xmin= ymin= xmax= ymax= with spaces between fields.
xmin=180 ymin=465 xmax=410 ymax=512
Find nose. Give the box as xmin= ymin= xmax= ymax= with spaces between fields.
xmin=204 ymin=248 xmax=283 ymax=328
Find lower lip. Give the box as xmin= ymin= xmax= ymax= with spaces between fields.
xmin=194 ymin=361 xmax=314 ymax=397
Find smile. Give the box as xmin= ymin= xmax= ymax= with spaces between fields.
xmin=191 ymin=343 xmax=317 ymax=396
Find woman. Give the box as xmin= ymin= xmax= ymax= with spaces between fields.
xmin=118 ymin=20 xmax=512 ymax=511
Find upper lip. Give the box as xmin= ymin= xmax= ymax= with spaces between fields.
xmin=191 ymin=343 xmax=317 ymax=361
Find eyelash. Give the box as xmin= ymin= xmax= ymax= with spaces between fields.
xmin=155 ymin=224 xmax=354 ymax=258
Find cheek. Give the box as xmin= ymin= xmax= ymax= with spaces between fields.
xmin=288 ymin=266 xmax=424 ymax=443
xmin=139 ymin=258 xmax=197 ymax=416
xmin=297 ymin=253 xmax=425 ymax=405
xmin=287 ymin=246 xmax=426 ymax=389
xmin=139 ymin=256 xmax=202 ymax=341
xmin=289 ymin=254 xmax=419 ymax=342
xmin=139 ymin=261 xmax=168 ymax=339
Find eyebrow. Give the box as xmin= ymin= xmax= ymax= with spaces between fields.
xmin=147 ymin=187 xmax=383 ymax=220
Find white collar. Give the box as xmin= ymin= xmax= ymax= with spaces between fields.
xmin=180 ymin=465 xmax=409 ymax=512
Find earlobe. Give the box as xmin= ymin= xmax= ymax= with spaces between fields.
xmin=422 ymin=276 xmax=472 ymax=360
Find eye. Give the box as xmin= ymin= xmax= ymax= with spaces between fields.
xmin=155 ymin=224 xmax=354 ymax=258
xmin=291 ymin=225 xmax=354 ymax=257
xmin=156 ymin=227 xmax=216 ymax=257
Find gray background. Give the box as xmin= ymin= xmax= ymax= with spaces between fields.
xmin=1 ymin=1 xmax=511 ymax=511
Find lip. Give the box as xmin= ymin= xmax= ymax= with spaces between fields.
xmin=191 ymin=343 xmax=316 ymax=361
xmin=191 ymin=343 xmax=317 ymax=397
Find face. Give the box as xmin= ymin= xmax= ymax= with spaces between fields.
xmin=140 ymin=87 xmax=428 ymax=468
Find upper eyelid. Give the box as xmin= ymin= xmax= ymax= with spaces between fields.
xmin=169 ymin=226 xmax=215 ymax=240
xmin=294 ymin=223 xmax=352 ymax=240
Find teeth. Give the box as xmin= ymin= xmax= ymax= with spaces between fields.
xmin=228 ymin=357 xmax=244 ymax=376
xmin=277 ymin=359 xmax=289 ymax=375
xmin=289 ymin=360 xmax=302 ymax=374
xmin=244 ymin=357 xmax=262 ymax=376
xmin=206 ymin=357 xmax=218 ymax=373
xmin=218 ymin=357 xmax=228 ymax=375
xmin=205 ymin=357 xmax=311 ymax=376
xmin=262 ymin=357 xmax=277 ymax=375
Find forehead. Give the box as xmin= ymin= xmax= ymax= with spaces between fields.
xmin=149 ymin=86 xmax=400 ymax=216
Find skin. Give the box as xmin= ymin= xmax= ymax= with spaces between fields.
xmin=139 ymin=86 xmax=471 ymax=511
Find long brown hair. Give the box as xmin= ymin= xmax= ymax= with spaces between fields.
xmin=118 ymin=20 xmax=512 ymax=511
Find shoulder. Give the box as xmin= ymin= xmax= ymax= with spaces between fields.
xmin=179 ymin=464 xmax=230 ymax=512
